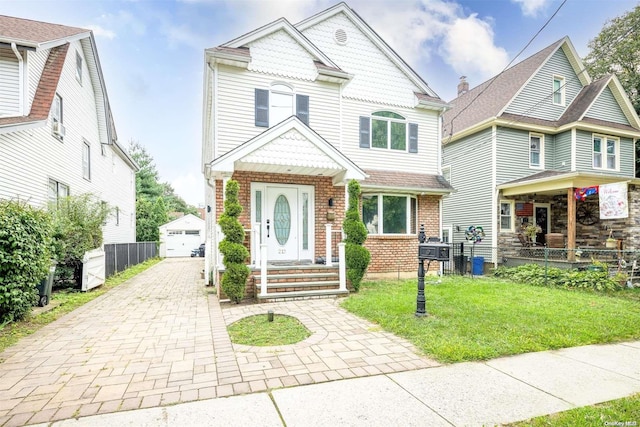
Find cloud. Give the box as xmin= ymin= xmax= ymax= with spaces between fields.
xmin=84 ymin=24 xmax=116 ymax=39
xmin=439 ymin=14 xmax=509 ymax=79
xmin=162 ymin=23 xmax=210 ymax=50
xmin=511 ymin=0 xmax=550 ymax=17
xmin=172 ymin=173 xmax=204 ymax=206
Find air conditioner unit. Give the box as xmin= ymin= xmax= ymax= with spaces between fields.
xmin=53 ymin=121 xmax=66 ymax=139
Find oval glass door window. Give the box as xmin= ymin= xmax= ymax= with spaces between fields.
xmin=274 ymin=194 xmax=291 ymax=245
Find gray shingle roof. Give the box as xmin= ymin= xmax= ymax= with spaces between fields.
xmin=443 ymin=38 xmax=565 ymax=138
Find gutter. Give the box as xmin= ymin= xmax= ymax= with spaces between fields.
xmin=10 ymin=43 xmax=24 ymax=116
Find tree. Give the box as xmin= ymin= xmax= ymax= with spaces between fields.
xmin=129 ymin=140 xmax=199 ymax=239
xmin=343 ymin=180 xmax=370 ymax=292
xmin=51 ymin=194 xmax=110 ymax=286
xmin=218 ymin=180 xmax=250 ymax=303
xmin=584 ymin=5 xmax=640 ymax=176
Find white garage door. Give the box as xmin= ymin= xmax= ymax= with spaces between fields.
xmin=165 ymin=230 xmax=201 ymax=257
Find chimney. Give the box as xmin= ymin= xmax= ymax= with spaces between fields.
xmin=457 ymin=76 xmax=469 ymax=96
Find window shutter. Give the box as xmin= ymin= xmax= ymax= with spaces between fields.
xmin=255 ymin=89 xmax=269 ymax=127
xmin=409 ymin=123 xmax=418 ymax=153
xmin=296 ymin=94 xmax=309 ymax=125
xmin=359 ymin=116 xmax=370 ymax=148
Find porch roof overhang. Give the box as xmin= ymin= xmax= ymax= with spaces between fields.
xmin=207 ymin=116 xmax=367 ymax=185
xmin=498 ymin=170 xmax=640 ymax=197
xmin=360 ymin=169 xmax=454 ymax=195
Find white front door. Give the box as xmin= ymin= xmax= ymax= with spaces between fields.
xmin=266 ymin=187 xmax=299 ymax=261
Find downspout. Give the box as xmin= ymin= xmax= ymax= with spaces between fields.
xmin=10 ymin=43 xmax=24 ymax=116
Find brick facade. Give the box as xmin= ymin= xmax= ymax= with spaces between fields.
xmin=214 ymin=175 xmax=443 ymax=277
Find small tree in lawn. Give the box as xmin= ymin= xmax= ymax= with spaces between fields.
xmin=343 ymin=180 xmax=370 ymax=292
xmin=218 ymin=180 xmax=250 ymax=303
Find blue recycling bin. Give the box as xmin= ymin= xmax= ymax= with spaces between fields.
xmin=472 ymin=256 xmax=484 ymax=275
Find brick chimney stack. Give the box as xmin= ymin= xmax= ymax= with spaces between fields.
xmin=457 ymin=76 xmax=469 ymax=96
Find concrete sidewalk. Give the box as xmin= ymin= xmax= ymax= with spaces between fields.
xmin=32 ymin=341 xmax=640 ymax=426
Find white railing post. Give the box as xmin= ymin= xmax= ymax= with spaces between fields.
xmin=260 ymin=243 xmax=268 ymax=297
xmin=338 ymin=242 xmax=346 ymax=292
xmin=216 ymin=224 xmax=223 ymax=268
xmin=325 ymin=223 xmax=332 ymax=266
xmin=252 ymin=223 xmax=261 ymax=267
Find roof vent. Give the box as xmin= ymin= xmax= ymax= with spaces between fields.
xmin=334 ymin=28 xmax=347 ymax=45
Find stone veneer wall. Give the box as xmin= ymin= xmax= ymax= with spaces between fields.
xmin=498 ymin=185 xmax=640 ymax=260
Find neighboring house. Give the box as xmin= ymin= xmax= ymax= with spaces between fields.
xmin=0 ymin=15 xmax=138 ymax=243
xmin=159 ymin=214 xmax=205 ymax=258
xmin=441 ymin=36 xmax=640 ymax=265
xmin=202 ymin=2 xmax=452 ymax=297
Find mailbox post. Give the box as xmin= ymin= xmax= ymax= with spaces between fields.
xmin=416 ymin=225 xmax=451 ymax=317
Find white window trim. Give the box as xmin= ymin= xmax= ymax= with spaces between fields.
xmin=370 ymin=111 xmax=409 ymax=152
xmin=592 ymin=133 xmax=620 ymax=171
xmin=269 ymin=82 xmax=295 ymax=127
xmin=363 ymin=193 xmax=417 ymax=235
xmin=52 ymin=93 xmax=62 ymax=123
xmin=499 ymin=200 xmax=515 ymax=232
xmin=82 ymin=140 xmax=91 ymax=181
xmin=75 ymin=50 xmax=83 ymax=84
xmin=529 ymin=132 xmax=544 ymax=169
xmin=552 ymin=75 xmax=565 ymax=106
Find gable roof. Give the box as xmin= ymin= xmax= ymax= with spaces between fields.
xmin=443 ymin=38 xmax=567 ymax=139
xmin=443 ymin=36 xmax=640 ymax=141
xmin=208 ymin=115 xmax=366 ymax=185
xmin=0 ymin=15 xmax=137 ymax=170
xmin=159 ymin=213 xmax=205 ymax=230
xmin=296 ymin=2 xmax=439 ymax=98
xmin=0 ymin=15 xmax=88 ymax=49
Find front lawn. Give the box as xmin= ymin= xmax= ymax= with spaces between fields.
xmin=341 ymin=276 xmax=640 ymax=363
xmin=508 ymin=393 xmax=640 ymax=426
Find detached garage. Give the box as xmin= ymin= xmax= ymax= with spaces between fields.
xmin=159 ymin=214 xmax=205 ymax=258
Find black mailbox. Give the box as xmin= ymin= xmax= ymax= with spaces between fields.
xmin=418 ymin=242 xmax=450 ymax=261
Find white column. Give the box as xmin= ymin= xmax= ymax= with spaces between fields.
xmin=338 ymin=242 xmax=346 ymax=292
xmin=260 ymin=243 xmax=268 ymax=297
xmin=253 ymin=223 xmax=261 ymax=267
xmin=325 ymin=223 xmax=332 ymax=266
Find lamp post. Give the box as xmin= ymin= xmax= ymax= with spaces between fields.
xmin=416 ymin=225 xmax=427 ymax=317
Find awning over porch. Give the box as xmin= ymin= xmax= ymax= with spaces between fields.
xmin=207 ymin=116 xmax=366 ymax=185
xmin=497 ymin=170 xmax=638 ymax=196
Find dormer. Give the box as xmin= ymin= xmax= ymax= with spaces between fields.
xmin=0 ymin=45 xmax=25 ymax=117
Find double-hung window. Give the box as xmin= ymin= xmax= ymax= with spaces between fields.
xmin=500 ymin=201 xmax=513 ymax=231
xmin=255 ymin=84 xmax=309 ymax=127
xmin=529 ymin=133 xmax=543 ymax=168
xmin=363 ymin=194 xmax=417 ymax=235
xmin=593 ymin=134 xmax=618 ymax=170
xmin=359 ymin=111 xmax=418 ymax=153
xmin=552 ymin=76 xmax=565 ymax=106
xmin=52 ymin=93 xmax=63 ymax=124
xmin=48 ymin=179 xmax=69 ymax=207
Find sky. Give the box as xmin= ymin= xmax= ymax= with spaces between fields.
xmin=1 ymin=0 xmax=637 ymax=207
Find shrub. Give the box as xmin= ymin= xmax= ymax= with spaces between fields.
xmin=0 ymin=200 xmax=52 ymax=323
xmin=218 ymin=180 xmax=249 ymax=303
xmin=343 ymin=180 xmax=370 ymax=291
xmin=50 ymin=194 xmax=110 ymax=287
xmin=494 ymin=262 xmax=623 ymax=292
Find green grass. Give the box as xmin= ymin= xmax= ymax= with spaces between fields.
xmin=228 ymin=314 xmax=311 ymax=346
xmin=508 ymin=393 xmax=640 ymax=426
xmin=0 ymin=258 xmax=162 ymax=354
xmin=341 ymin=276 xmax=640 ymax=363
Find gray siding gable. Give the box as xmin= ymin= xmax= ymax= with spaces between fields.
xmin=552 ymin=131 xmax=571 ymax=171
xmin=574 ymin=130 xmax=635 ymax=176
xmin=495 ymin=127 xmax=548 ymax=185
xmin=505 ymin=48 xmax=582 ymax=121
xmin=585 ymin=86 xmax=630 ymax=126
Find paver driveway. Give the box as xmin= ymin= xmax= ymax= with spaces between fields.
xmin=0 ymin=258 xmax=436 ymax=427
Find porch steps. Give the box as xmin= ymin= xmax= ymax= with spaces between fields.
xmin=251 ymin=265 xmax=347 ymax=301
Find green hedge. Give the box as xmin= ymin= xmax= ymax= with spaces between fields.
xmin=494 ymin=263 xmax=625 ymax=292
xmin=0 ymin=201 xmax=52 ymax=323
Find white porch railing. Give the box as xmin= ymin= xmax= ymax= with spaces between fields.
xmin=325 ymin=223 xmax=333 ymax=266
xmin=252 ymin=223 xmax=261 ymax=267
xmin=338 ymin=242 xmax=346 ymax=291
xmin=260 ymin=243 xmax=267 ymax=297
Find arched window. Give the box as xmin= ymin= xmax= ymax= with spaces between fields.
xmin=254 ymin=83 xmax=309 ymax=127
xmin=359 ymin=111 xmax=418 ymax=153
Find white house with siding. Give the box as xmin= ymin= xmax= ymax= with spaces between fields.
xmin=441 ymin=36 xmax=640 ymax=266
xmin=202 ymin=2 xmax=452 ymax=298
xmin=0 ymin=15 xmax=138 ymax=244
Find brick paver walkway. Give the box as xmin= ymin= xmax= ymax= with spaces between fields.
xmin=0 ymin=258 xmax=437 ymax=427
